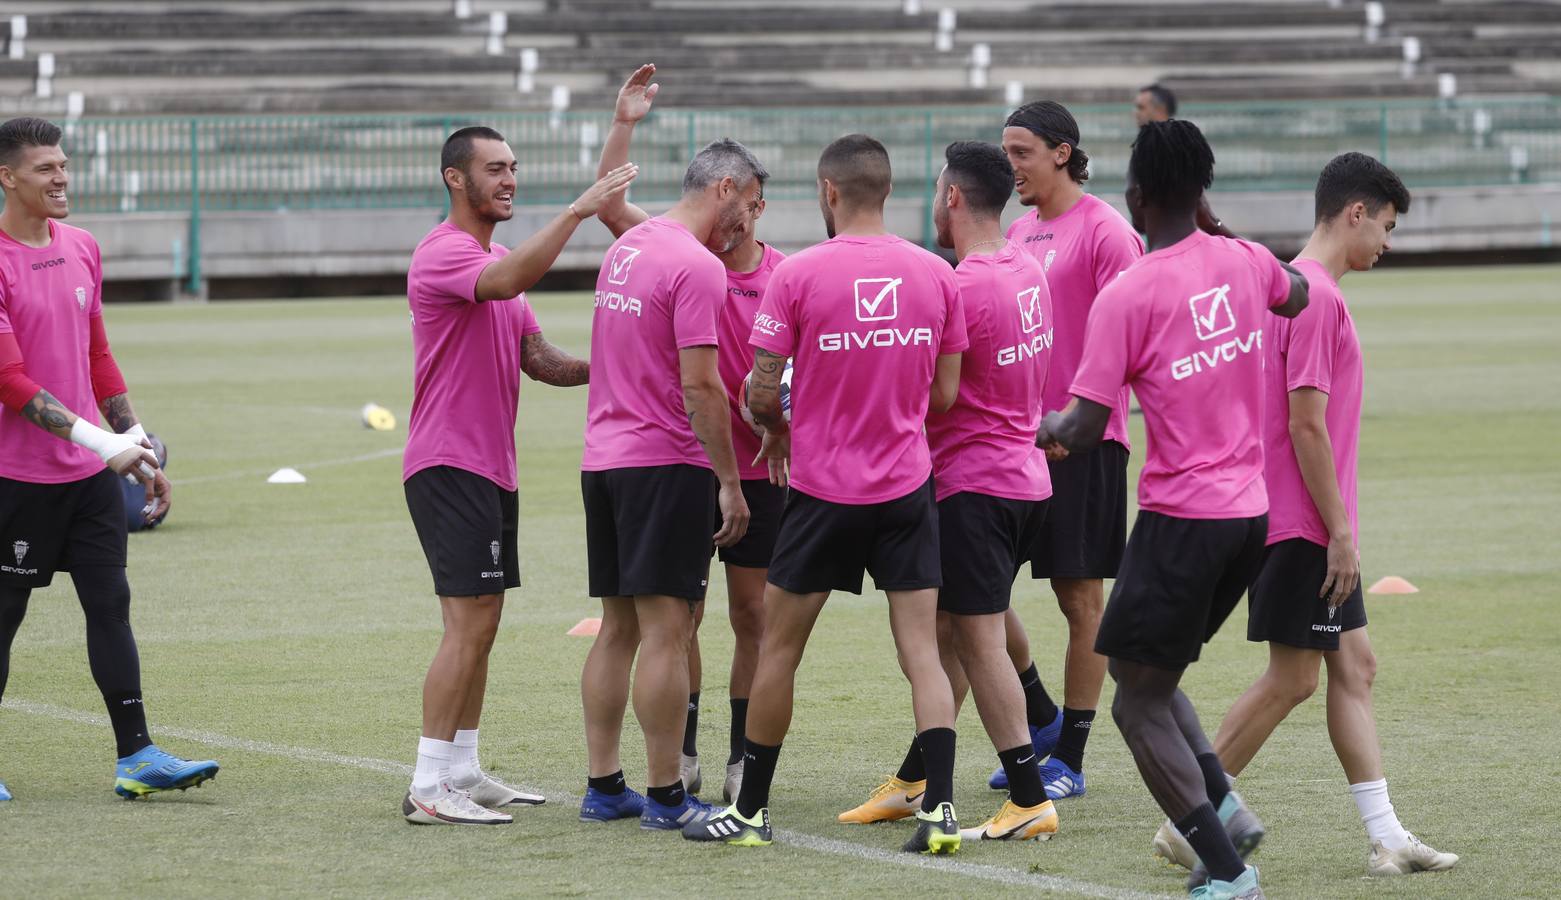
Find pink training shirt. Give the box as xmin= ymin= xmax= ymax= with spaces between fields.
xmin=720 ymin=242 xmax=786 ymax=481
xmin=1263 ymin=257 xmax=1363 ymax=548
xmin=1070 ymin=231 xmax=1293 ymax=519
xmin=750 ymin=233 xmax=968 ymax=505
xmin=0 ymin=220 xmax=108 ymax=484
xmin=583 ymin=216 xmax=725 ymax=471
xmin=926 ymin=242 xmax=1054 ymax=503
xmin=1007 ymin=193 xmax=1141 ymax=449
xmin=403 ymin=221 xmax=541 ymax=493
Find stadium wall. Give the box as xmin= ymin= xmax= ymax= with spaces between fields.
xmin=82 ymin=183 xmax=1561 ymax=300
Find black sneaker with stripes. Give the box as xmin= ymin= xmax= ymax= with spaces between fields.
xmin=681 ymin=805 xmax=773 ymax=846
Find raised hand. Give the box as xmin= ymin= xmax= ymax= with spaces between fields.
xmin=571 ymin=163 xmax=639 ymax=219
xmin=615 ymin=63 xmax=660 ymax=125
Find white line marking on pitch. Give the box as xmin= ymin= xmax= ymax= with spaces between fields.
xmin=5 ymin=699 xmax=1168 ymax=900
xmin=176 ymin=447 xmax=403 ymax=485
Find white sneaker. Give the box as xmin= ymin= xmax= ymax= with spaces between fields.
xmin=402 ymin=785 xmax=513 ymax=825
xmin=1154 ymin=818 xmax=1199 ymax=869
xmin=723 ymin=760 xmax=743 ymax=803
xmin=1367 ymin=834 xmax=1458 ymax=875
xmin=680 ymin=753 xmax=702 ymax=795
xmin=463 ymin=773 xmax=545 ymax=809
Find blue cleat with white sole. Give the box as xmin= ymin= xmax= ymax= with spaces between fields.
xmin=0 ymin=779 xmax=11 ymax=801
xmin=1038 ymin=757 xmax=1086 ymax=800
xmin=641 ymin=793 xmax=716 ymax=831
xmin=579 ymin=785 xmax=646 ymax=822
xmin=113 ymin=745 xmax=219 ymax=799
xmin=988 ymin=710 xmax=1064 ymax=790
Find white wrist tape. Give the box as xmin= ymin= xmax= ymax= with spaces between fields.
xmin=70 ymin=418 xmax=147 ymax=474
xmin=126 ymin=423 xmax=148 ymax=444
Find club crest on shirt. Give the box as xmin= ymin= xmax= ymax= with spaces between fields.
xmin=1043 ymin=250 xmax=1057 ymax=272
xmin=12 ymin=540 xmax=28 ymax=565
xmin=75 ymin=286 xmax=87 ymax=310
xmin=489 ymin=540 xmax=501 ymax=567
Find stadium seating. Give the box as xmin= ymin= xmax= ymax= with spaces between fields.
xmin=4 ymin=1 xmax=1561 ymax=115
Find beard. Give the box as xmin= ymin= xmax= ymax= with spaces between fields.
xmin=465 ymin=179 xmax=512 ymax=223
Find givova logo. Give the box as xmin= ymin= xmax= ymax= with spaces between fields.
xmin=853 ymin=277 xmax=901 ymax=322
xmin=1188 ymin=284 xmax=1236 ymax=341
xmin=606 ymin=245 xmax=641 ymax=286
xmin=1017 ymin=285 xmax=1045 ymax=333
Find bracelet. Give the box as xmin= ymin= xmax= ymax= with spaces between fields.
xmin=569 ymin=202 xmax=585 ymax=221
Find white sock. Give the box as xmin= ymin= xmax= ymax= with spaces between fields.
xmin=1350 ymin=778 xmax=1410 ymax=850
xmin=412 ymin=736 xmax=454 ymax=799
xmin=449 ymin=729 xmax=482 ymax=789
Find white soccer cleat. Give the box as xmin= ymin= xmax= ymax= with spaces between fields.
xmin=680 ymin=753 xmax=703 ymax=795
xmin=1367 ymin=834 xmax=1458 ymax=875
xmin=1154 ymin=817 xmax=1199 ymax=869
xmin=723 ymin=760 xmax=743 ymax=804
xmin=464 ymin=773 xmax=545 ymax=809
xmin=402 ymin=786 xmax=513 ymax=825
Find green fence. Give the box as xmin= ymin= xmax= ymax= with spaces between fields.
xmin=36 ymin=96 xmax=1561 ymax=289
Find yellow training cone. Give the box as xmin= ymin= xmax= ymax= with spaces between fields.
xmin=361 ymin=403 xmax=396 ymax=431
xmin=1367 ymin=576 xmax=1419 ymax=595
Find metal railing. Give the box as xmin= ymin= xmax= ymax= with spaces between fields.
xmin=33 ymin=96 xmax=1561 ymax=289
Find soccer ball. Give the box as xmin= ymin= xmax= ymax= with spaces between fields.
xmin=738 ymin=360 xmax=792 ymax=430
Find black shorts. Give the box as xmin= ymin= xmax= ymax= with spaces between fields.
xmin=1247 ymin=538 xmax=1368 ymax=651
xmin=404 ymin=466 xmax=520 ymax=597
xmin=583 ymin=464 xmax=716 ymax=601
xmin=939 ymin=493 xmax=1049 ymax=616
xmin=1029 ymin=440 xmax=1128 ymax=580
xmin=0 ymin=469 xmax=127 ymax=588
xmin=716 ymin=478 xmax=786 ymax=569
xmin=767 ymin=478 xmax=940 ymax=596
xmin=1095 ymin=510 xmax=1268 ymax=669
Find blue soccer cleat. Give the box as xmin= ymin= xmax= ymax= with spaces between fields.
xmin=579 ymin=785 xmax=646 ymax=822
xmin=987 ymin=710 xmax=1064 ymax=790
xmin=113 ymin=745 xmax=219 ymax=799
xmin=1038 ymin=757 xmax=1086 ymax=800
xmin=0 ymin=779 xmax=11 ymax=801
xmin=640 ymin=793 xmax=716 ymax=831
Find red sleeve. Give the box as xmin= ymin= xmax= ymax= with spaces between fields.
xmin=89 ymin=315 xmax=129 ymax=403
xmin=0 ymin=332 xmax=44 ymax=413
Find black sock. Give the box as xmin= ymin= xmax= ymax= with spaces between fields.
xmin=728 ymin=698 xmax=748 ymax=765
xmin=682 ymin=691 xmax=700 ymax=757
xmin=587 ymin=770 xmax=627 ymax=795
xmin=1050 ymin=707 xmax=1095 ymax=772
xmin=1018 ymin=663 xmax=1059 ymax=728
xmin=1197 ymin=752 xmax=1231 ymax=809
xmin=894 ymin=735 xmax=926 ymax=783
xmin=735 ymin=739 xmax=781 ymax=818
xmin=648 ymin=780 xmax=686 ymax=808
xmin=916 ymin=727 xmax=955 ymax=812
xmin=1177 ymin=802 xmax=1245 ymax=883
xmin=997 ymin=743 xmax=1045 ymax=808
xmin=105 ymin=692 xmax=151 ymax=759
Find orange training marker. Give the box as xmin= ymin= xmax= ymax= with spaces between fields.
xmin=1367 ymin=576 xmax=1419 ymax=595
xmin=567 ymin=617 xmax=602 ymax=636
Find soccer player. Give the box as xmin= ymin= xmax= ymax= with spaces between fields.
xmin=401 ymin=126 xmax=636 ymax=826
xmin=577 ymin=138 xmax=757 ymax=831
xmin=684 ymin=134 xmax=968 ymax=853
xmin=592 ymin=64 xmax=780 ymax=804
xmin=1036 ymin=120 xmax=1309 ymax=899
xmin=996 ymin=100 xmax=1143 ymax=799
xmin=838 ymin=141 xmax=1060 ymax=840
xmin=0 ymin=116 xmax=216 ymax=801
xmin=1153 ymin=153 xmax=1457 ymax=877
xmin=1134 ymin=83 xmax=1178 ymax=126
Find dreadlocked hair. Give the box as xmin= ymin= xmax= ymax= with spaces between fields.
xmin=1128 ymin=120 xmax=1214 ymax=210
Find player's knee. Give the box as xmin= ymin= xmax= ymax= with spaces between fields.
xmin=1264 ymin=665 xmax=1319 ymax=707
xmin=1336 ymin=644 xmax=1377 ymax=693
xmin=1056 ymin=589 xmax=1104 ymax=626
xmin=729 ymin=598 xmax=764 ymax=646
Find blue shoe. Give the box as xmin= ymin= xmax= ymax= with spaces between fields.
xmin=987 ymin=710 xmax=1064 ymax=790
xmin=640 ymin=793 xmax=716 ymax=831
xmin=114 ymin=745 xmax=219 ymax=799
xmin=0 ymin=780 xmax=11 ymax=801
xmin=1038 ymin=758 xmax=1086 ymax=800
xmin=579 ymin=785 xmax=646 ymax=822
xmin=1189 ymin=864 xmax=1261 ymax=899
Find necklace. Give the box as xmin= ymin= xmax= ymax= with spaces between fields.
xmin=965 ymin=238 xmax=1006 ymax=255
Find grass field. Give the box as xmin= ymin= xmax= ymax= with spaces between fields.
xmin=3 ymin=265 xmax=1559 ymax=898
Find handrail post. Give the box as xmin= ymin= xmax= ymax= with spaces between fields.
xmin=186 ymin=118 xmax=202 ymax=297
xmin=922 ymin=110 xmax=934 ymax=249
xmin=1379 ymin=103 xmax=1390 ymax=164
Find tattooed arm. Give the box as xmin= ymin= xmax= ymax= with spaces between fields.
xmin=99 ymin=392 xmax=140 ymax=434
xmin=747 ymin=348 xmax=791 ymax=487
xmin=21 ymin=387 xmax=79 ymax=440
xmin=520 ymin=332 xmax=589 ymax=387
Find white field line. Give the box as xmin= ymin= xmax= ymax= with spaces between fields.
xmin=175 ymin=447 xmax=403 ymax=485
xmin=6 ymin=699 xmax=1170 ymax=900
